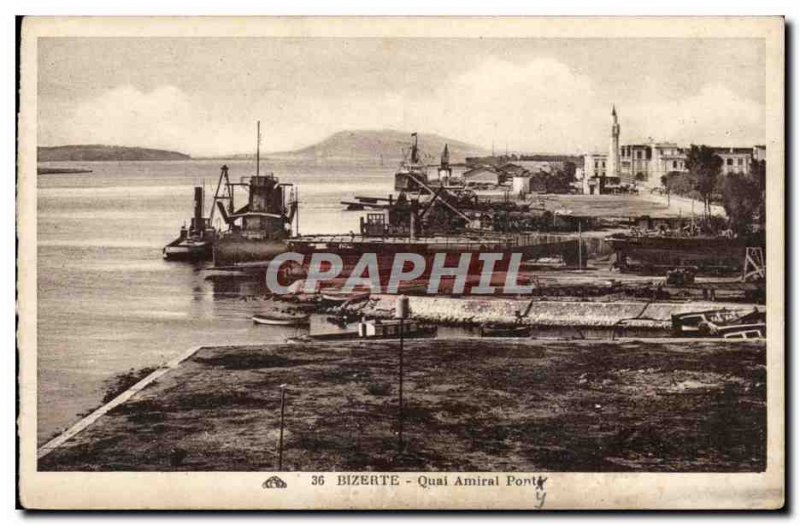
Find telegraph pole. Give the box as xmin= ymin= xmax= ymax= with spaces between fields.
xmin=578 ymin=219 xmax=583 ymax=272
xmin=256 ymin=120 xmax=261 ymax=177
xmin=278 ymin=384 xmax=287 ymax=470
xmin=395 ymin=296 xmax=409 ymax=454
xmin=399 ymin=317 xmax=404 ymax=451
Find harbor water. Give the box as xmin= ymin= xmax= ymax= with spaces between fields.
xmin=36 ymin=159 xmax=393 ymax=444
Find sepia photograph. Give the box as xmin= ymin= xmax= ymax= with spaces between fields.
xmin=16 ymin=16 xmax=784 ymax=510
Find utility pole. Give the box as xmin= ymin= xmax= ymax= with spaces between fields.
xmin=278 ymin=384 xmax=287 ymax=470
xmin=399 ymin=317 xmax=404 ymax=452
xmin=256 ymin=120 xmax=261 ymax=177
xmin=295 ymin=186 xmax=300 ymax=237
xmin=577 ymin=219 xmax=582 ymax=272
xmin=395 ymin=296 xmax=409 ymax=455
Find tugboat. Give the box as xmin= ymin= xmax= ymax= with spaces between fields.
xmin=163 ymin=186 xmax=216 ymax=261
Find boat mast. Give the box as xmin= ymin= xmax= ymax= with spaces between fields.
xmin=410 ymin=132 xmax=419 ymax=164
xmin=256 ymin=120 xmax=261 ymax=177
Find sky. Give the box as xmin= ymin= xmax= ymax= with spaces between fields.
xmin=37 ymin=37 xmax=766 ymax=157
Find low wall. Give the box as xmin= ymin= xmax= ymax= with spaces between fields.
xmin=355 ymin=295 xmax=755 ymax=328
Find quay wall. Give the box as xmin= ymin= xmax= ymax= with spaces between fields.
xmin=356 ymin=295 xmax=755 ymax=328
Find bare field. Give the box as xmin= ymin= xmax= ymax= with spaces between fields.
xmin=529 ymin=193 xmax=724 ymax=218
xmin=39 ymin=338 xmax=765 ymax=472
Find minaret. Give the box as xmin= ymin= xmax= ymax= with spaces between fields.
xmin=608 ymin=105 xmax=620 ymax=180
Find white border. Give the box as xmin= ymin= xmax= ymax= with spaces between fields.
xmin=5 ymin=7 xmax=785 ymax=516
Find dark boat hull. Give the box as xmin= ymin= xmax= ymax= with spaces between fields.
xmin=213 ymin=236 xmax=289 ymax=266
xmin=607 ymin=235 xmax=749 ymax=275
xmin=163 ymin=239 xmax=214 ymax=261
xmin=480 ymin=325 xmax=532 ymax=338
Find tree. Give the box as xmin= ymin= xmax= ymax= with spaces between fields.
xmin=684 ymin=145 xmax=723 ymax=218
xmin=721 ymin=159 xmax=766 ymax=236
xmin=662 ymin=170 xmax=696 ymax=197
xmin=545 ymin=162 xmax=577 ymax=194
xmin=660 ymin=174 xmax=671 ymax=205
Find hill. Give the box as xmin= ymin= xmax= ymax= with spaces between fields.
xmin=38 ymin=145 xmax=191 ymax=162
xmin=270 ymin=130 xmax=489 ymax=164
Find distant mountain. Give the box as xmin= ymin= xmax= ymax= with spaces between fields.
xmin=269 ymin=130 xmax=489 ymax=164
xmin=38 ymin=145 xmax=191 ymax=162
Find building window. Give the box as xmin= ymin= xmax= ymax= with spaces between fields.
xmin=672 ymin=161 xmax=677 ymax=169
xmin=727 ymin=158 xmax=733 ymax=165
xmin=737 ymin=158 xmax=743 ymax=165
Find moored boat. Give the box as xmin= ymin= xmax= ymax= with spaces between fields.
xmin=356 ymin=318 xmax=437 ymax=339
xmin=163 ymin=237 xmax=214 ymax=261
xmin=671 ymin=307 xmax=765 ymax=338
xmin=252 ymin=312 xmax=310 ymax=326
xmin=719 ymin=323 xmax=766 ymax=339
xmin=163 ymin=186 xmax=217 ymax=261
xmin=320 ymin=289 xmax=371 ymax=303
xmin=479 ymin=323 xmax=531 ymax=338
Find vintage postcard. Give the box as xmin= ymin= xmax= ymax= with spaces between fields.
xmin=17 ymin=16 xmax=784 ymax=509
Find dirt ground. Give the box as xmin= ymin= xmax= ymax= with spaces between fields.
xmin=39 ymin=338 xmax=766 ymax=472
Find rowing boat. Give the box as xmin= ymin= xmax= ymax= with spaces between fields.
xmin=252 ymin=313 xmax=310 ymax=326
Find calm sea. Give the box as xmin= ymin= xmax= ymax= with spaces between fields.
xmin=37 ymin=159 xmax=393 ymax=444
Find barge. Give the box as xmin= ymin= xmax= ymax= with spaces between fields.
xmin=606 ymin=233 xmax=754 ymax=275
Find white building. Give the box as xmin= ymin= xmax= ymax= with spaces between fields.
xmin=714 ymin=147 xmax=755 ymax=176
xmin=511 ymin=175 xmax=531 ymax=197
xmin=463 ymin=166 xmax=504 ymax=186
xmin=583 ymin=152 xmax=613 ymax=194
xmin=620 ymin=142 xmax=688 ymax=189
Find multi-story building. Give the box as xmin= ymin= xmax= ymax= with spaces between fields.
xmin=587 ymin=106 xmax=765 ymax=193
xmin=713 ymin=147 xmax=755 ymax=176
xmin=620 ymin=142 xmax=688 ymax=188
xmin=582 ymin=152 xmax=607 ymax=194
xmin=612 ymin=106 xmax=768 ymax=189
xmin=583 ymin=152 xmax=607 ymax=180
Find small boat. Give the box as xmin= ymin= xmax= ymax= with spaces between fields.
xmin=320 ymin=290 xmax=371 ymax=304
xmin=480 ymin=323 xmax=531 ymax=338
xmin=671 ymin=308 xmax=765 ymax=338
xmin=719 ymin=323 xmax=766 ymax=339
xmin=356 ymin=318 xmax=437 ymax=339
xmin=252 ymin=313 xmax=310 ymax=326
xmin=711 ymin=308 xmax=766 ymax=339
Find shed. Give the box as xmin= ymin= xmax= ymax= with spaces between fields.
xmin=463 ymin=166 xmax=504 ymax=186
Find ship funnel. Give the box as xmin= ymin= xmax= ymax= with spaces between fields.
xmin=192 ymin=186 xmax=204 ymax=232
